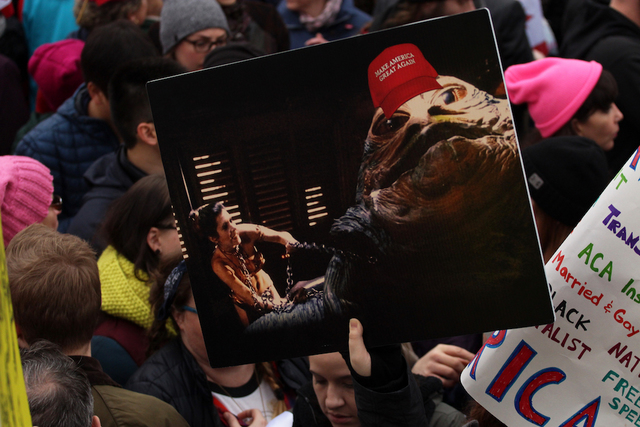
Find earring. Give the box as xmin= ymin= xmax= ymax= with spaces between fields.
xmin=155 ymin=249 xmax=161 ymax=256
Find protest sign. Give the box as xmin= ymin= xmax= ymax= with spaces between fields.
xmin=148 ymin=9 xmax=553 ymax=367
xmin=462 ymin=149 xmax=640 ymax=426
xmin=518 ymin=0 xmax=552 ymax=55
xmin=0 ymin=216 xmax=32 ymax=427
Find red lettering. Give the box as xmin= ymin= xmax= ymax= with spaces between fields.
xmin=487 ymin=341 xmax=536 ymax=402
xmin=516 ymin=368 xmax=566 ymax=425
xmin=559 ymin=397 xmax=601 ymax=427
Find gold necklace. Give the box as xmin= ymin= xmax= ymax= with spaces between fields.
xmin=218 ymin=244 xmax=238 ymax=256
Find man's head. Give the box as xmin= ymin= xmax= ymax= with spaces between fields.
xmin=81 ymin=20 xmax=158 ymax=119
xmin=8 ymin=224 xmax=101 ymax=354
xmin=108 ymin=57 xmax=185 ymax=149
xmin=308 ymin=352 xmax=359 ymax=427
xmin=21 ymin=340 xmax=100 ymax=427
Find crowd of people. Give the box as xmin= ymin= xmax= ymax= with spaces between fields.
xmin=0 ymin=0 xmax=637 ymax=425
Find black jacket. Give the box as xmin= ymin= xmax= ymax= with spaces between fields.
xmin=560 ymin=0 xmax=640 ymax=173
xmin=67 ymin=145 xmax=147 ymax=254
xmin=126 ymin=339 xmax=223 ymax=427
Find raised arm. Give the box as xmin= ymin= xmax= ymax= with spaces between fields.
xmin=346 ymin=319 xmax=429 ymax=427
xmin=237 ymin=224 xmax=297 ymax=251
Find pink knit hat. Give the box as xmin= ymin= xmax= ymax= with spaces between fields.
xmin=505 ymin=58 xmax=603 ymax=138
xmin=29 ymin=39 xmax=85 ymax=112
xmin=0 ymin=156 xmax=54 ymax=247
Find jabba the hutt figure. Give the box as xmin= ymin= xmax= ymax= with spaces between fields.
xmin=324 ymin=44 xmax=539 ymax=339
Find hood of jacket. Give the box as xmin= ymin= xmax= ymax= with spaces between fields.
xmin=82 ymin=146 xmax=145 ymax=195
xmin=560 ymin=0 xmax=640 ymax=58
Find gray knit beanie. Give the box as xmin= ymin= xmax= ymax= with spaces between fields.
xmin=160 ymin=0 xmax=230 ymax=55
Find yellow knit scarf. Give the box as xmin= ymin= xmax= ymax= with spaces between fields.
xmin=98 ymin=246 xmax=176 ymax=336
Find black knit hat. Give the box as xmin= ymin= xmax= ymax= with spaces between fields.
xmin=522 ymin=136 xmax=609 ymax=227
xmin=203 ymin=42 xmax=264 ymax=68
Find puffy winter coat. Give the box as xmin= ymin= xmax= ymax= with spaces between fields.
xmin=15 ymin=83 xmax=120 ymax=231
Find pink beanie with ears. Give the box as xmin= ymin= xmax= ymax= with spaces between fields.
xmin=505 ymin=58 xmax=603 ymax=138
xmin=0 ymin=156 xmax=54 ymax=247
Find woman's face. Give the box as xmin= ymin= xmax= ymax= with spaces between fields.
xmin=157 ymin=226 xmax=182 ymax=262
xmin=172 ymin=28 xmax=228 ymax=71
xmin=174 ymin=295 xmax=209 ymax=366
xmin=40 ymin=194 xmax=61 ymax=230
xmin=212 ymin=208 xmax=241 ymax=248
xmin=40 ymin=206 xmax=60 ymax=230
xmin=574 ymin=103 xmax=623 ymax=151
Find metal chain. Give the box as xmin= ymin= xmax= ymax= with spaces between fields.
xmin=282 ymin=241 xmax=377 ymax=298
xmin=230 ymin=242 xmax=377 ymax=316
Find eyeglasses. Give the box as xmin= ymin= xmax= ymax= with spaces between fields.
xmin=51 ymin=194 xmax=63 ymax=211
xmin=182 ymin=305 xmax=198 ymax=314
xmin=183 ymin=37 xmax=227 ymax=53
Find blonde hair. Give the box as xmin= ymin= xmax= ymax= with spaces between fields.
xmin=74 ymin=0 xmax=143 ymax=30
xmin=256 ymin=362 xmax=288 ymax=417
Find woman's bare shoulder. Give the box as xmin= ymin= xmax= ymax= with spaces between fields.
xmin=212 ymin=253 xmax=232 ymax=272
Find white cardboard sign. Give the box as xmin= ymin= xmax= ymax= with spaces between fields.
xmin=462 ymin=148 xmax=640 ymax=426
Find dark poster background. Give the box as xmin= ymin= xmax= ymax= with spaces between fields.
xmin=148 ymin=9 xmax=554 ymax=367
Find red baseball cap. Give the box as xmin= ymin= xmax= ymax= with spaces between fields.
xmin=368 ymin=43 xmax=442 ymax=118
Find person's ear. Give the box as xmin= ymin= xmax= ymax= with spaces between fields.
xmin=15 ymin=324 xmax=29 ymax=349
xmin=208 ymin=236 xmax=218 ymax=244
xmin=571 ymin=118 xmax=584 ymax=136
xmin=172 ymin=307 xmax=187 ymax=331
xmin=147 ymin=227 xmax=161 ymax=253
xmin=137 ymin=122 xmax=158 ymax=147
xmin=91 ymin=415 xmax=102 ymax=427
xmin=128 ymin=13 xmax=141 ymax=25
xmin=86 ymin=82 xmax=108 ymax=106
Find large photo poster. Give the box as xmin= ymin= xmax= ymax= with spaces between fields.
xmin=462 ymin=150 xmax=640 ymax=426
xmin=148 ymin=9 xmax=554 ymax=367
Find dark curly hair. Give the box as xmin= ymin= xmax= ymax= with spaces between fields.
xmin=74 ymin=0 xmax=144 ymax=31
xmin=190 ymin=202 xmax=225 ymax=238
